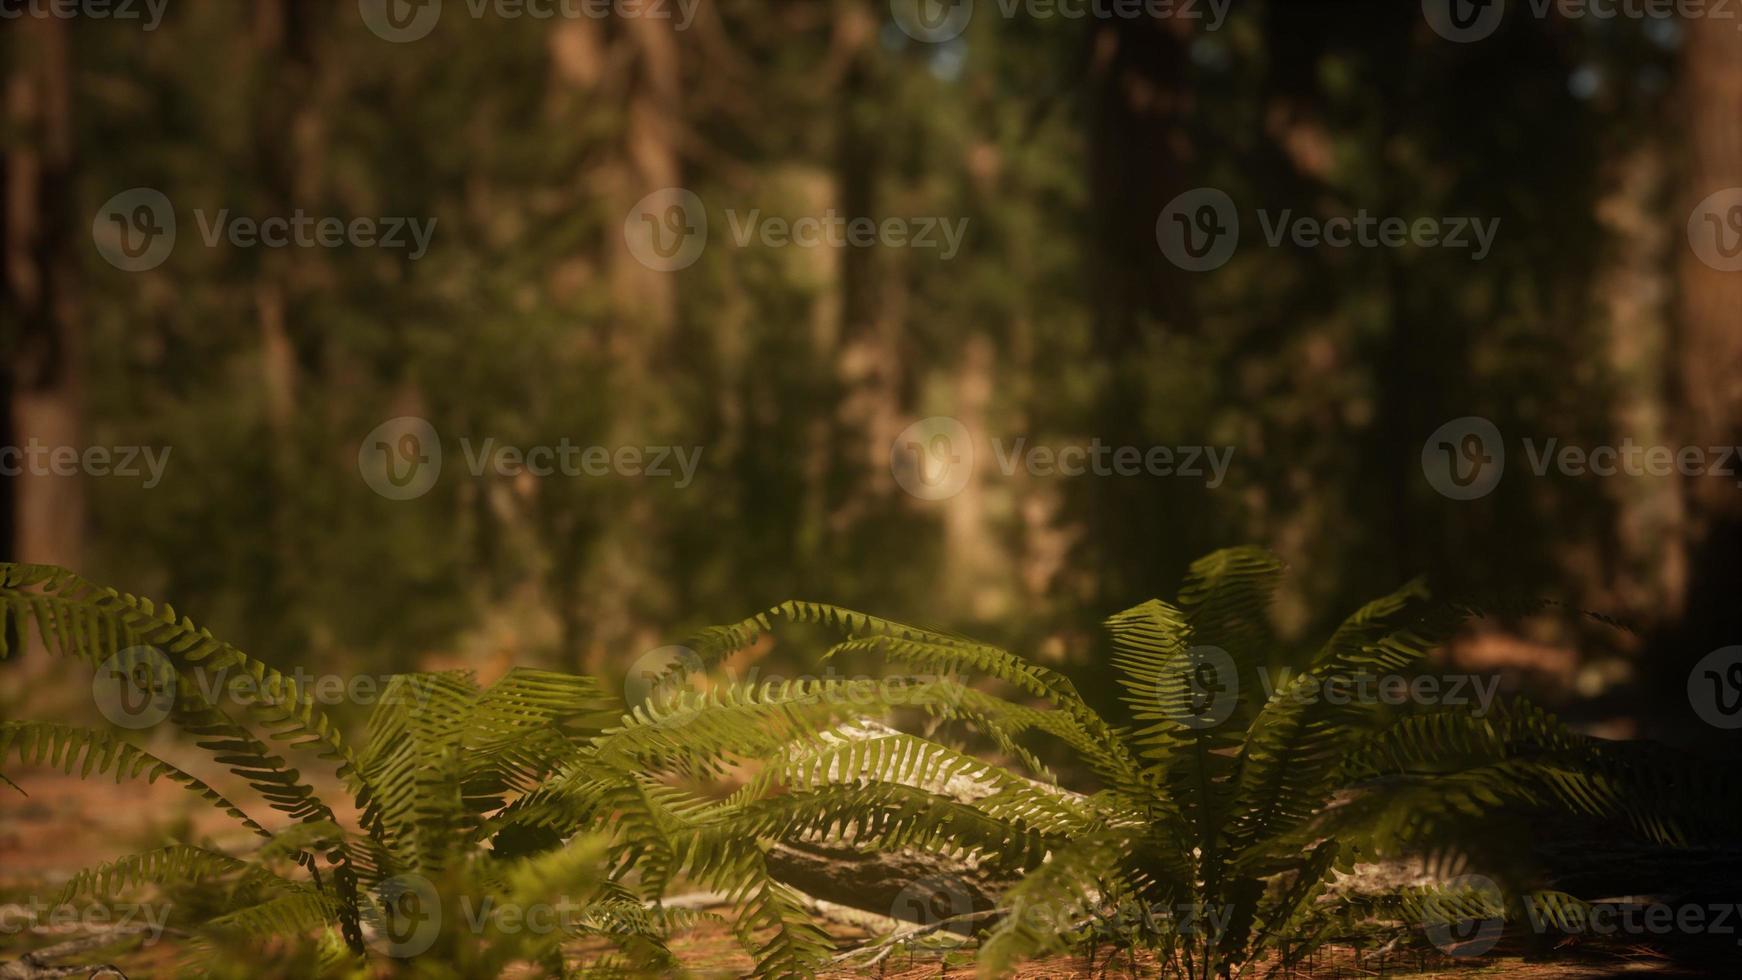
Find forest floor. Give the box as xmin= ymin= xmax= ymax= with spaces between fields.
xmin=0 ymin=766 xmax=1728 ymax=979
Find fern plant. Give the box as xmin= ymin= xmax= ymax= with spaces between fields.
xmin=677 ymin=547 xmax=1739 ymax=978
xmin=6 ymin=554 xmax=1733 ymax=978
xmin=0 ymin=563 xmax=879 ymax=977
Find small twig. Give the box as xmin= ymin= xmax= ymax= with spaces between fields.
xmin=829 ymin=908 xmax=1001 ymax=965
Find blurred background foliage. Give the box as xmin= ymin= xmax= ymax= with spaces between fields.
xmin=3 ymin=0 xmax=1738 ymax=745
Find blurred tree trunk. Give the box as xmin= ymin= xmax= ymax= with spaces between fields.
xmin=1595 ymin=143 xmax=1680 ymax=616
xmin=250 ymin=0 xmax=316 ymax=649
xmin=552 ymin=16 xmax=686 ymax=666
xmin=3 ymin=13 xmax=81 ymax=571
xmin=1676 ymin=19 xmax=1742 ymax=549
xmin=1077 ymin=15 xmax=1204 ymax=615
xmin=1658 ymin=18 xmax=1742 ymax=730
xmin=252 ymin=0 xmax=311 ymax=431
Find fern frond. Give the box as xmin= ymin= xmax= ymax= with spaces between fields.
xmin=206 ymin=890 xmax=345 ymax=941
xmin=1 ymin=564 xmax=371 ymax=950
xmin=592 ymin=677 xmax=946 ymax=777
xmin=733 ymin=728 xmax=1095 ymax=840
xmin=55 ymin=844 xmax=306 ymax=907
xmin=0 ymin=721 xmax=269 ymax=836
xmin=0 ymin=564 xmax=370 ymax=804
xmin=975 ymin=828 xmax=1136 ymax=978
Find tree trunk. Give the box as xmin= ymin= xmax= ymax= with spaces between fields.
xmin=3 ymin=11 xmax=81 ymax=571
xmin=1647 ymin=16 xmax=1742 ymax=743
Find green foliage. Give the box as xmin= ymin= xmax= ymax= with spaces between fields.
xmin=6 ymin=552 xmax=1735 ymax=978
xmin=0 ymin=564 xmax=840 ymax=977
xmin=685 ymin=546 xmax=1739 ymax=978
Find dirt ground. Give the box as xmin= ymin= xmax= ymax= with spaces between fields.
xmin=0 ymin=766 xmax=1730 ymax=978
